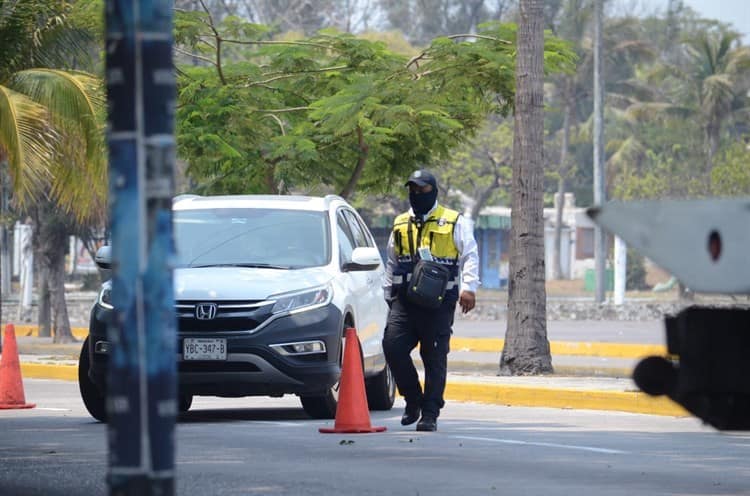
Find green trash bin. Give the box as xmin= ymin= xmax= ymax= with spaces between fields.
xmin=584 ymin=268 xmax=614 ymax=292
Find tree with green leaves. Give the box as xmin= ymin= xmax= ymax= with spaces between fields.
xmin=623 ymin=27 xmax=750 ymax=178
xmin=0 ymin=0 xmax=106 ymax=343
xmin=174 ymin=6 xmax=575 ymax=201
xmin=436 ymin=116 xmax=513 ymax=220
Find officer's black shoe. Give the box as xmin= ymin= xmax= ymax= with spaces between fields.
xmin=401 ymin=404 xmax=421 ymax=426
xmin=416 ymin=416 xmax=437 ymax=432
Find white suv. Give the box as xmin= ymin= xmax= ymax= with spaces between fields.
xmin=79 ymin=194 xmax=395 ymax=420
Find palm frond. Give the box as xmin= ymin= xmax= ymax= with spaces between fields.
xmin=0 ymin=84 xmax=54 ymax=203
xmin=701 ymin=74 xmax=734 ymax=116
xmin=726 ymin=47 xmax=750 ymax=76
xmin=625 ymin=101 xmax=692 ymax=121
xmin=9 ymin=69 xmax=103 ymax=155
xmin=8 ymin=69 xmax=107 ymax=222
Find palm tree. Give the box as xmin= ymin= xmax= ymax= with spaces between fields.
xmin=0 ymin=1 xmax=106 ymax=343
xmin=628 ymin=29 xmax=750 ymax=172
xmin=681 ymin=31 xmax=750 ymax=169
xmin=547 ymin=4 xmax=655 ymax=280
xmin=499 ymin=0 xmax=553 ymax=375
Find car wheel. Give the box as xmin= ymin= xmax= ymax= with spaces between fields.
xmin=300 ymin=329 xmax=350 ymax=419
xmin=179 ymin=394 xmax=193 ymax=413
xmin=300 ymin=389 xmax=338 ymax=419
xmin=365 ymin=363 xmax=395 ymax=411
xmin=78 ymin=337 xmax=107 ymax=422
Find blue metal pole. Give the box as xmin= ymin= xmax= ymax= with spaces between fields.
xmin=104 ymin=0 xmax=177 ymax=494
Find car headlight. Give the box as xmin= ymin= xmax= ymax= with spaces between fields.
xmin=97 ymin=282 xmax=114 ymax=310
xmin=271 ymin=283 xmax=332 ymax=314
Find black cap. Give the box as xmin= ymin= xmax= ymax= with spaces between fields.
xmin=405 ymin=169 xmax=437 ymax=188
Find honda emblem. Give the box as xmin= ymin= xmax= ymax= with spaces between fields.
xmin=195 ymin=303 xmax=218 ymax=320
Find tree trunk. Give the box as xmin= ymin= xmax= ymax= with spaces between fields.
xmin=37 ymin=204 xmax=74 ymax=343
xmin=705 ymin=120 xmax=720 ymax=173
xmin=31 ymin=209 xmax=52 ymax=337
xmin=338 ymin=126 xmax=369 ymax=200
xmin=37 ymin=259 xmax=51 ymax=337
xmin=552 ymin=79 xmax=573 ymax=280
xmin=49 ymin=245 xmax=74 ymax=343
xmin=470 ymin=179 xmax=500 ymax=221
xmin=499 ymin=0 xmax=552 ymax=375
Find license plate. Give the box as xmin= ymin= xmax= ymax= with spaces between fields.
xmin=183 ymin=338 xmax=227 ymax=360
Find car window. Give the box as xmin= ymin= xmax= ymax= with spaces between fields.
xmin=342 ymin=210 xmax=373 ymax=248
xmin=174 ymin=208 xmax=330 ymax=269
xmin=336 ymin=211 xmax=356 ymax=265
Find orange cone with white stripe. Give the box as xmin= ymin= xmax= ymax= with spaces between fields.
xmin=0 ymin=324 xmax=35 ymax=409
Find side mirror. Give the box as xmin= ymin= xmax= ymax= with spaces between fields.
xmin=343 ymin=247 xmax=382 ymax=272
xmin=94 ymin=245 xmax=112 ymax=270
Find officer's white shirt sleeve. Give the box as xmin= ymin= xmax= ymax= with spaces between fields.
xmin=383 ymin=230 xmax=398 ymax=300
xmin=454 ymin=214 xmax=481 ymax=293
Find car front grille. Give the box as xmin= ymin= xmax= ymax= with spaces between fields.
xmin=178 ymin=361 xmax=261 ymax=373
xmin=176 ymin=300 xmax=274 ymax=333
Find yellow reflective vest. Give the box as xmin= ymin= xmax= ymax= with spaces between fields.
xmin=391 ymin=204 xmax=461 ymax=302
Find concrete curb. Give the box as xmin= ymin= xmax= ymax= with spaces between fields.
xmin=21 ymin=362 xmax=77 ymax=382
xmin=451 ymin=337 xmax=666 ymax=359
xmin=443 ymin=382 xmax=688 ymax=417
xmin=14 ymin=326 xmax=88 ymax=340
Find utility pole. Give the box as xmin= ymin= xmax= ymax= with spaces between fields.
xmin=593 ymin=0 xmax=607 ymax=303
xmin=105 ymin=1 xmax=177 ymax=494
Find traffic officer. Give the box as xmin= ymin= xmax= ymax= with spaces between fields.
xmin=382 ymin=169 xmax=480 ymax=432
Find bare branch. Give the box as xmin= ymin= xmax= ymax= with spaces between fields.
xmin=198 ymin=0 xmax=226 ymax=84
xmin=245 ymin=66 xmax=350 ymax=87
xmin=262 ymin=114 xmax=286 ymax=135
xmin=174 ymin=46 xmax=217 ymax=66
xmin=221 ymin=38 xmax=330 ymax=49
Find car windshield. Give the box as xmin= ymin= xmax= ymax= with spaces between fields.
xmin=174 ymin=208 xmax=330 ymax=269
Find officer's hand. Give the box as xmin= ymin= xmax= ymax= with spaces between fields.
xmin=459 ymin=291 xmax=475 ymax=314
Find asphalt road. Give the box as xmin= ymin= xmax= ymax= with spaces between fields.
xmin=1 ymin=379 xmax=748 ymax=496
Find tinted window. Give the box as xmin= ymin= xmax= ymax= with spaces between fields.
xmin=174 ymin=208 xmax=330 ymax=269
xmin=342 ymin=210 xmax=373 ymax=248
xmin=337 ymin=212 xmax=356 ymax=265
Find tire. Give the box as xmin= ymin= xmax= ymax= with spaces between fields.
xmin=300 ymin=327 xmax=348 ymax=419
xmin=300 ymin=390 xmax=338 ymax=419
xmin=78 ymin=337 xmax=107 ymax=422
xmin=366 ymin=363 xmax=395 ymax=411
xmin=179 ymin=394 xmax=193 ymax=413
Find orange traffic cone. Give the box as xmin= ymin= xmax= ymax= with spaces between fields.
xmin=0 ymin=324 xmax=35 ymax=409
xmin=319 ymin=327 xmax=386 ymax=433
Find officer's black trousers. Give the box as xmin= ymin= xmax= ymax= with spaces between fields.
xmin=382 ymin=297 xmax=454 ymax=418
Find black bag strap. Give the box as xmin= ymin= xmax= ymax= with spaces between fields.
xmin=407 ymin=216 xmax=415 ymax=259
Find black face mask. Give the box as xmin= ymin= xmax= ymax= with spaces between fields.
xmin=409 ymin=189 xmax=437 ymax=216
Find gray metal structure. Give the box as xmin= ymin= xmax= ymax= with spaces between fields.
xmin=589 ymin=198 xmax=750 ymax=430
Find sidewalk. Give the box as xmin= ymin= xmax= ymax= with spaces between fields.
xmin=11 ymin=322 xmax=687 ymax=419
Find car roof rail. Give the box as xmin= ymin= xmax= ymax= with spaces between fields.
xmin=173 ymin=194 xmax=201 ymax=204
xmin=323 ymin=194 xmax=346 ymax=207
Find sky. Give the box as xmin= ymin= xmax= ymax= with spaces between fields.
xmin=635 ymin=0 xmax=749 ymax=43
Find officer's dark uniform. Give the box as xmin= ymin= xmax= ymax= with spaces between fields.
xmin=383 ymin=203 xmax=463 ymax=430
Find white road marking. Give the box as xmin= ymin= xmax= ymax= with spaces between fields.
xmin=451 ymin=435 xmax=628 ymax=454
